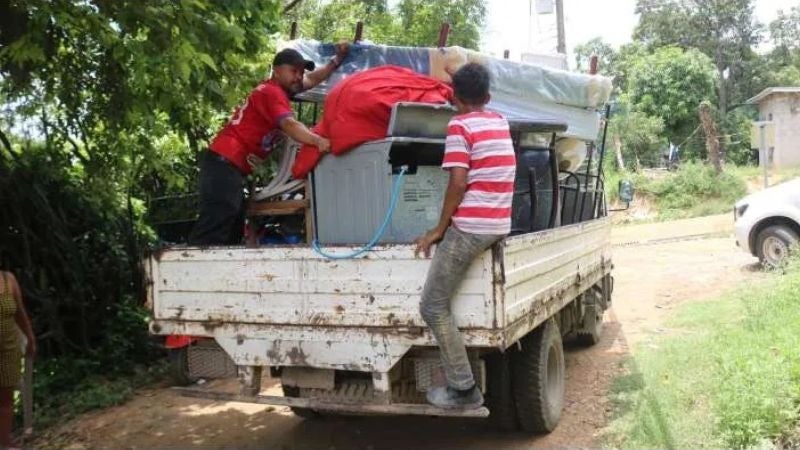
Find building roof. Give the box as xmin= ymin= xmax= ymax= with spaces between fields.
xmin=747 ymin=87 xmax=800 ymax=104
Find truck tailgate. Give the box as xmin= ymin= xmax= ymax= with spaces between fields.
xmin=147 ymin=245 xmax=497 ymax=330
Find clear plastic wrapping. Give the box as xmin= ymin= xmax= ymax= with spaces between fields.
xmin=285 ymin=40 xmax=612 ymax=141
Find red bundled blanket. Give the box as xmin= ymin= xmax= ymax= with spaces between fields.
xmin=291 ymin=65 xmax=453 ymax=179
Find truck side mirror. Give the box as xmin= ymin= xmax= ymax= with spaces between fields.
xmin=619 ymin=180 xmax=634 ymax=204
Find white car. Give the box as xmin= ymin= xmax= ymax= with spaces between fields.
xmin=734 ymin=178 xmax=800 ymax=266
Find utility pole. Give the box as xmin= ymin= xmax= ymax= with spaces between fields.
xmin=751 ymin=121 xmax=774 ymax=189
xmin=760 ymin=123 xmax=769 ymax=188
xmin=555 ymin=0 xmax=566 ymax=54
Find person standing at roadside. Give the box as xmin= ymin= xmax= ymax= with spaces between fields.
xmin=0 ymin=271 xmax=36 ymax=450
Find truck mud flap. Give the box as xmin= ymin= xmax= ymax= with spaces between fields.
xmin=173 ymin=386 xmax=489 ymax=418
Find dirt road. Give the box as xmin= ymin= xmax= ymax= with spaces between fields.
xmin=37 ymin=222 xmax=764 ymax=450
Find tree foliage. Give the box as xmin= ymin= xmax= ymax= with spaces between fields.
xmin=769 ymin=5 xmax=800 ymax=62
xmin=0 ymin=0 xmax=284 ymax=402
xmin=1 ymin=0 xmax=283 ymax=198
xmin=287 ymin=0 xmax=486 ymax=49
xmin=609 ymin=102 xmax=666 ymax=170
xmin=572 ymin=38 xmax=649 ymax=96
xmin=634 ymin=0 xmax=762 ymax=115
xmin=288 ymin=0 xmax=400 ymax=44
xmin=627 ymin=47 xmax=717 ymax=143
xmin=722 ymin=108 xmax=758 ymax=166
xmin=574 ymin=37 xmax=617 ymax=74
xmin=764 ymin=5 xmax=800 ymax=87
xmin=577 ymin=1 xmax=800 ymax=172
xmin=394 ymin=0 xmax=486 ymax=48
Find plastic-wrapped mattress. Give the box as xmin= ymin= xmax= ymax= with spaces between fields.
xmin=285 ymin=40 xmax=612 ymax=141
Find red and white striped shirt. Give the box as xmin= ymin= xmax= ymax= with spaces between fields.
xmin=442 ymin=111 xmax=516 ymax=235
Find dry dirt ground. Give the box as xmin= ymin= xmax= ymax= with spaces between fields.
xmin=33 ymin=221 xmax=765 ymax=450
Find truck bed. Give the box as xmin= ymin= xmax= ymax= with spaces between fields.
xmin=146 ymin=217 xmax=611 ymax=373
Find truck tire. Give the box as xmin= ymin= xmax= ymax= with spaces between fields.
xmin=512 ymin=319 xmax=565 ymax=434
xmin=168 ymin=348 xmax=197 ymax=386
xmin=756 ymin=225 xmax=798 ymax=268
xmin=281 ymin=385 xmax=322 ymax=420
xmin=485 ymin=351 xmax=519 ymax=431
xmin=576 ymin=288 xmax=604 ymax=346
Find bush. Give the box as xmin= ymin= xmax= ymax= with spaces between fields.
xmin=0 ymin=145 xmax=161 ymax=429
xmin=723 ymin=109 xmax=758 ymax=166
xmin=31 ymin=347 xmax=167 ymax=429
xmin=635 ymin=162 xmax=747 ymax=219
xmin=608 ymin=103 xmax=667 ymax=171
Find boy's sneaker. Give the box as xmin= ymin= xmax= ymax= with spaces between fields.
xmin=426 ymin=385 xmax=484 ymax=409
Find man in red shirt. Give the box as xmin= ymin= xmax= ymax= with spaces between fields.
xmin=189 ymin=46 xmax=348 ymax=245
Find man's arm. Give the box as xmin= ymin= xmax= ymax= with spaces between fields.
xmin=302 ymin=42 xmax=349 ymax=90
xmin=435 ymin=168 xmax=469 ymax=233
xmin=280 ymin=117 xmax=331 ymax=153
xmin=414 ymin=167 xmax=468 ymax=257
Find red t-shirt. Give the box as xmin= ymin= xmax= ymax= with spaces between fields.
xmin=209 ymin=79 xmax=294 ymax=174
xmin=441 ymin=111 xmax=516 ymax=235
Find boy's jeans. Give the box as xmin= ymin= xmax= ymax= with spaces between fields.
xmin=420 ymin=226 xmax=504 ymax=390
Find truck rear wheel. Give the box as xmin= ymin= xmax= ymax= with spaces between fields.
xmin=485 ymin=351 xmax=519 ymax=431
xmin=577 ymin=288 xmax=605 ymax=346
xmin=168 ymin=348 xmax=197 ymax=386
xmin=282 ymin=385 xmax=322 ymax=420
xmin=512 ymin=319 xmax=565 ymax=433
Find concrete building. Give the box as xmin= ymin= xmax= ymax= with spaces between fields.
xmin=747 ymin=87 xmax=800 ymax=169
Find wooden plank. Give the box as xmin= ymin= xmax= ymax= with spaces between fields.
xmin=173 ymin=387 xmax=490 ymax=418
xmin=247 ymin=199 xmax=308 ymax=217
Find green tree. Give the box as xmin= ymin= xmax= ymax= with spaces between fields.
xmin=634 ymin=0 xmax=763 ymax=117
xmin=609 ymin=101 xmax=666 ymax=171
xmin=288 ymin=0 xmax=400 ymax=43
xmin=722 ymin=109 xmax=758 ymax=165
xmin=770 ymin=5 xmax=800 ymax=63
xmin=395 ymin=0 xmax=486 ymax=49
xmin=0 ymin=0 xmax=283 ymax=389
xmin=288 ymin=0 xmax=486 ymax=49
xmin=572 ymin=39 xmax=649 ymax=96
xmin=627 ymin=47 xmax=717 ymax=145
xmin=574 ymin=37 xmax=617 ymax=74
xmin=763 ymin=6 xmax=800 ymax=87
xmin=1 ymin=0 xmax=282 ymax=198
xmin=612 ymin=42 xmax=650 ymax=94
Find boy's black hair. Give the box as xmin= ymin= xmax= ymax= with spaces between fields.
xmin=452 ymin=62 xmax=491 ymax=106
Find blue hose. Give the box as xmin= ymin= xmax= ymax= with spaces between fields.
xmin=312 ymin=166 xmax=408 ymax=259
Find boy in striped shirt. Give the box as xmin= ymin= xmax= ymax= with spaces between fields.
xmin=415 ymin=62 xmax=516 ymax=409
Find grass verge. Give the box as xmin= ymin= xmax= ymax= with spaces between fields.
xmin=605 ymin=264 xmax=800 ymax=449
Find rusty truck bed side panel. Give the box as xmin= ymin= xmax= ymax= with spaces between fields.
xmin=500 ymin=218 xmax=612 ymax=346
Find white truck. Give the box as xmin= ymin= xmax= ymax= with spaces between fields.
xmin=146 ymin=216 xmax=612 ymax=433
xmin=146 ymin=42 xmax=615 ymax=434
